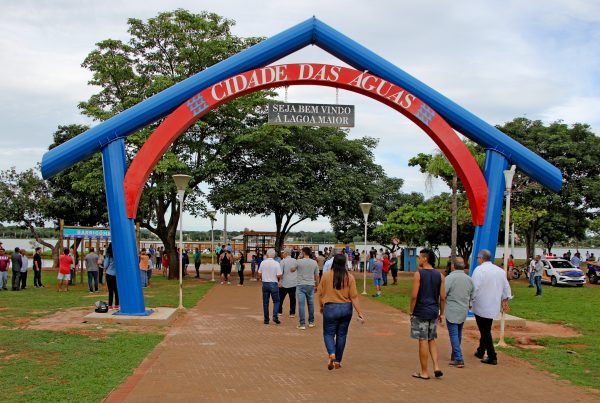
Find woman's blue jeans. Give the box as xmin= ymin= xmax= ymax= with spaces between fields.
xmin=323 ymin=302 xmax=353 ymax=363
xmin=446 ymin=319 xmax=464 ymax=362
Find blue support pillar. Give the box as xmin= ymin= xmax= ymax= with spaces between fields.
xmin=469 ymin=149 xmax=509 ymax=275
xmin=101 ymin=139 xmax=150 ymax=315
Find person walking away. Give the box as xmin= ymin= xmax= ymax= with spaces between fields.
xmin=220 ymin=250 xmax=233 ymax=284
xmin=236 ymin=251 xmax=245 ymax=286
xmin=532 ymin=255 xmax=544 ymax=297
xmin=57 ymin=248 xmax=73 ymax=292
xmin=162 ymin=252 xmax=168 ymax=276
xmin=471 ymin=249 xmax=512 ymax=365
xmin=156 ymin=246 xmax=162 ymax=270
xmin=104 ymin=244 xmax=119 ymax=309
xmin=139 ymin=249 xmax=149 ymax=288
xmin=527 ymin=257 xmax=536 ymax=287
xmin=410 ymin=249 xmax=445 ymax=379
xmin=19 ymin=248 xmax=29 ymax=290
xmin=11 ymin=247 xmax=22 ymax=291
xmin=194 ymin=247 xmax=202 ymax=278
xmin=278 ymin=248 xmax=298 ymax=317
xmin=444 ymin=257 xmax=473 ymax=368
xmin=33 ymin=246 xmax=44 ymax=288
xmin=352 ymin=249 xmax=360 ymax=271
xmin=258 ymin=249 xmax=282 ymax=324
xmin=97 ymin=249 xmax=105 ymax=286
xmin=507 ymin=254 xmax=515 ymax=280
xmin=296 ymin=247 xmax=319 ymax=330
xmin=85 ymin=247 xmax=100 ymax=293
xmin=182 ymin=249 xmax=189 ymax=277
xmin=318 ymin=254 xmax=364 ymax=370
xmin=147 ymin=251 xmax=154 ymax=286
xmin=0 ymin=248 xmax=10 ymax=290
xmin=69 ymin=247 xmax=77 ymax=286
xmin=316 ymin=251 xmax=326 ymax=279
xmin=390 ymin=252 xmax=399 ymax=285
xmin=371 ymin=256 xmax=383 ymax=297
xmin=382 ymin=253 xmax=390 ymax=286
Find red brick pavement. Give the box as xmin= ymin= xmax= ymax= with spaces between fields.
xmin=105 ymin=279 xmax=595 ymax=402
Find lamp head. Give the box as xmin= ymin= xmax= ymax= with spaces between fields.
xmin=503 ymin=165 xmax=517 ymax=191
xmin=359 ymin=202 xmax=372 ymax=219
xmin=172 ymin=174 xmax=192 ymax=192
xmin=207 ymin=210 xmax=217 ymax=222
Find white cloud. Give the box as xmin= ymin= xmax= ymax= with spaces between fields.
xmin=0 ymin=0 xmax=598 ymax=231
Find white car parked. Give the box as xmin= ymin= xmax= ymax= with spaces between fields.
xmin=540 ymin=258 xmax=585 ymax=287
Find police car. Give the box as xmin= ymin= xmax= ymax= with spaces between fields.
xmin=541 ymin=258 xmax=585 ymax=287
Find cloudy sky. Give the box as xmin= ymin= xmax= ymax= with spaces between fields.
xmin=1 ymin=0 xmax=599 ymax=232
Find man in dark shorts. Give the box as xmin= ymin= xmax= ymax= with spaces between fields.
xmin=409 ymin=249 xmax=446 ymax=380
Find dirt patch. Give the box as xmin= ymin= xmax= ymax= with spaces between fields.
xmin=462 ymin=318 xmax=581 ymax=351
xmin=514 ymin=336 xmax=545 ymax=349
xmin=463 ymin=319 xmax=580 ymax=343
xmin=27 ymin=307 xmax=168 ymax=335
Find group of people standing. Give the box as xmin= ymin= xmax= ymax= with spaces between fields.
xmin=258 ymin=246 xmax=364 ymax=369
xmin=0 ymin=246 xmax=44 ymax=291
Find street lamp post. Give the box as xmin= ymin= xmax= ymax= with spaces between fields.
xmin=207 ymin=210 xmax=217 ymax=282
xmin=359 ymin=203 xmax=372 ymax=295
xmin=173 ymin=174 xmax=192 ymax=310
xmin=497 ymin=165 xmax=516 ymax=347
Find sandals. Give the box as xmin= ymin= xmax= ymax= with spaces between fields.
xmin=412 ymin=372 xmax=430 ymax=380
xmin=327 ymin=355 xmax=335 ymax=370
xmin=434 ymin=370 xmax=444 ymax=378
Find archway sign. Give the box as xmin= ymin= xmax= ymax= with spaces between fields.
xmin=41 ymin=17 xmax=562 ymax=315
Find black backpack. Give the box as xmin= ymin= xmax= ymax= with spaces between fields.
xmin=94 ymin=300 xmax=109 ymax=313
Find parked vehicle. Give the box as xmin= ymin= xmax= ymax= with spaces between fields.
xmin=540 ymin=258 xmax=585 ymax=287
xmin=587 ymin=262 xmax=600 ymax=284
xmin=511 ymin=265 xmax=529 ymax=280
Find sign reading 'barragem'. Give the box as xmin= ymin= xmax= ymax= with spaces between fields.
xmin=268 ymin=102 xmax=355 ymax=127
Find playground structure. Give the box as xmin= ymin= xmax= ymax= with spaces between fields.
xmin=41 ymin=17 xmax=562 ymax=315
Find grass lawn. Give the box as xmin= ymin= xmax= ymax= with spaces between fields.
xmin=0 ymin=271 xmax=213 ymax=402
xmin=366 ymin=272 xmax=600 ymax=391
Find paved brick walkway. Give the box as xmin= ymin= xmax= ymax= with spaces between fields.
xmin=105 ymin=278 xmax=595 ymax=402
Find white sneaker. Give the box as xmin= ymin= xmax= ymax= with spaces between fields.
xmin=309 ymin=323 xmax=315 ymax=328
xmin=227 ymin=281 xmax=231 ymax=285
xmin=297 ymin=325 xmax=306 ymax=330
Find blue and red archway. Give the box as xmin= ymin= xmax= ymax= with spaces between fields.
xmin=41 ymin=18 xmax=562 ymax=315
xmin=124 ymin=64 xmax=488 ymax=226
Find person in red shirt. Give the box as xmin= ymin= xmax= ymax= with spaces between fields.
xmin=0 ymin=248 xmax=10 ymax=290
xmin=382 ymin=253 xmax=390 ymax=286
xmin=58 ymin=248 xmax=73 ymax=292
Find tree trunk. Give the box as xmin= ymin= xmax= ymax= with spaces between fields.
xmin=140 ymin=196 xmax=180 ymax=280
xmin=450 ymin=174 xmax=458 ymax=268
xmin=525 ymin=226 xmax=537 ymax=259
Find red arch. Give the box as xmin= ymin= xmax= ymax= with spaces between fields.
xmin=124 ymin=64 xmax=488 ymax=225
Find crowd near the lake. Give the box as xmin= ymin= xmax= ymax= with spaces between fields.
xmin=0 ymin=240 xmax=518 ymax=378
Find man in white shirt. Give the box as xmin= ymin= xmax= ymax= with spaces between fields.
xmin=471 ymin=249 xmax=512 ymax=365
xmin=278 ymin=248 xmax=298 ymax=318
xmin=258 ymin=249 xmax=283 ymax=325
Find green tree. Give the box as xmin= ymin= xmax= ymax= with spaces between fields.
xmin=0 ymin=167 xmax=54 ymax=251
xmin=498 ymin=118 xmax=600 ymax=257
xmin=373 ymin=193 xmax=475 ymax=265
xmin=408 ymin=141 xmax=484 ymax=265
xmin=207 ymin=125 xmax=391 ymax=254
xmin=77 ymin=9 xmax=270 ymax=278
